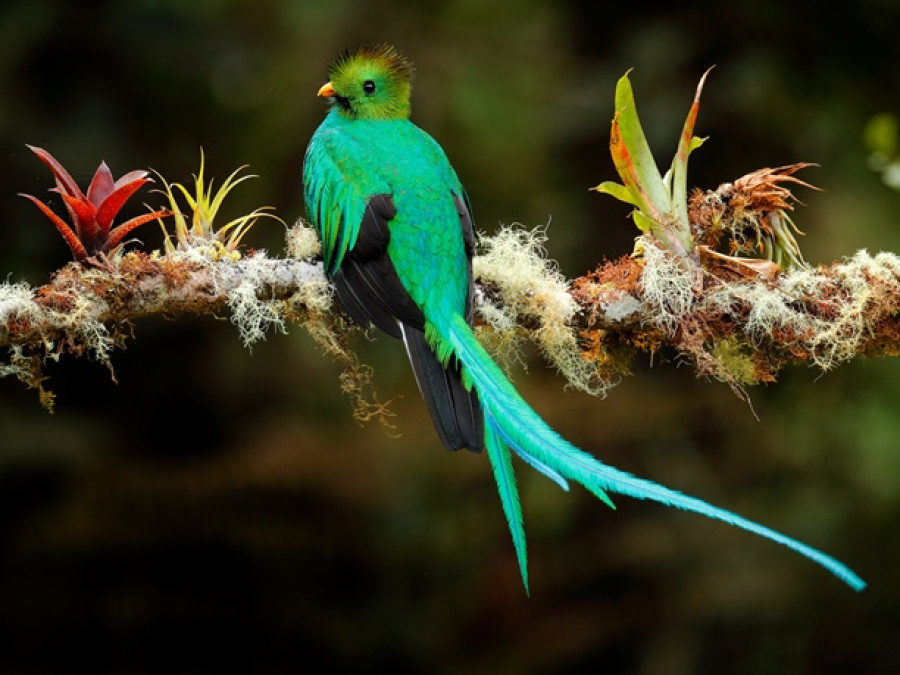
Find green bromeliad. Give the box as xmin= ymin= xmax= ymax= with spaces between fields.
xmin=302 ymin=43 xmax=864 ymax=593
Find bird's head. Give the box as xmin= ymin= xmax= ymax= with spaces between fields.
xmin=318 ymin=43 xmax=414 ymax=120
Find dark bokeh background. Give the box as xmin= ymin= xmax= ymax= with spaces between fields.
xmin=1 ymin=1 xmax=899 ymax=673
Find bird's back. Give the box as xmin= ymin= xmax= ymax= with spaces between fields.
xmin=307 ymin=110 xmax=472 ymax=323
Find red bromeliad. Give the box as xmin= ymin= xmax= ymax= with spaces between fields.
xmin=20 ymin=145 xmax=171 ymax=261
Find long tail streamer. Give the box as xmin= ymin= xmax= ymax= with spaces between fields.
xmin=441 ymin=314 xmax=865 ymax=594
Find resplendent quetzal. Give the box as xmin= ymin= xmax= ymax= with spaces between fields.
xmin=302 ymin=43 xmax=864 ymax=593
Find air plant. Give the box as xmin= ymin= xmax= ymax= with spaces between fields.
xmin=154 ymin=150 xmax=281 ymax=260
xmin=19 ymin=144 xmax=171 ymax=261
xmin=689 ymin=164 xmax=817 ymax=270
xmin=594 ymin=71 xmax=814 ymax=276
xmin=593 ymin=69 xmax=711 ymax=261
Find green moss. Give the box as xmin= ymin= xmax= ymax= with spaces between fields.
xmin=710 ymin=335 xmax=760 ymax=386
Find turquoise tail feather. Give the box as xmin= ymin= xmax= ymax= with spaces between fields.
xmin=489 ymin=415 xmax=571 ymax=492
xmin=484 ymin=414 xmax=530 ymax=594
xmin=442 ymin=315 xmax=866 ymax=592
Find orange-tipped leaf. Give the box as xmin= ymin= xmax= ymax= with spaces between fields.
xmin=104 ymin=209 xmax=172 ymax=252
xmin=669 ymin=67 xmax=712 ymax=232
xmin=609 ymin=71 xmax=672 ymax=223
xmin=19 ymin=192 xmax=89 ymax=260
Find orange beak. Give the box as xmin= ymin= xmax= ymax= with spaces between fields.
xmin=317 ymin=81 xmax=336 ymax=98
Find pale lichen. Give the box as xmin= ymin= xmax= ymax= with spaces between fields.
xmin=704 ymin=249 xmax=900 ymax=371
xmin=474 ymin=224 xmax=608 ymax=395
xmin=158 ymin=228 xmax=331 ymax=352
xmin=285 ymin=220 xmax=323 ymax=261
xmin=227 ymin=278 xmax=286 ymax=349
xmin=637 ymin=236 xmax=696 ymax=334
xmin=0 ymin=235 xmax=332 ymax=409
xmin=0 ymin=281 xmax=38 ymax=332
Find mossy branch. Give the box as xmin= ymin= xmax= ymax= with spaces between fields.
xmin=4 ymin=219 xmax=900 ymax=413
xmin=6 ymin=73 xmax=899 ymax=414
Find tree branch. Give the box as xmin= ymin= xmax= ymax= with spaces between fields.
xmin=4 ymin=220 xmax=900 ymax=412
xmin=11 ymin=73 xmax=894 ymax=414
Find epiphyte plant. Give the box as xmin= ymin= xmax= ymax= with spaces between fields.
xmin=154 ymin=149 xmax=281 ymax=260
xmin=19 ymin=144 xmax=171 ymax=261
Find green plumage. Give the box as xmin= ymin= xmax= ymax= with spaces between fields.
xmin=303 ymin=43 xmax=864 ymax=593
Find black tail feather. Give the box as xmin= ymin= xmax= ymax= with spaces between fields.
xmin=400 ymin=323 xmax=483 ymax=453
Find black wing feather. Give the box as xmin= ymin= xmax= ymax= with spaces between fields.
xmin=329 ymin=192 xmax=483 ymax=452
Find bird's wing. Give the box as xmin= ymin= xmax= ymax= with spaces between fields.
xmin=332 ymin=192 xmax=427 ymax=336
xmin=303 ymin=128 xmax=378 ymax=275
xmin=335 ymin=190 xmax=483 ymax=451
xmin=454 ymin=191 xmax=477 ymax=324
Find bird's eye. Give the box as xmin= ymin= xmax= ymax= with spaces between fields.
xmin=363 ymin=80 xmax=376 ymax=95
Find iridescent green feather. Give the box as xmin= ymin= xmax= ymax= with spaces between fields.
xmin=303 ymin=44 xmax=866 ymax=593
xmin=303 ymin=131 xmax=374 ymax=274
xmin=484 ymin=415 xmax=529 ymax=594
xmin=440 ymin=314 xmax=865 ymax=591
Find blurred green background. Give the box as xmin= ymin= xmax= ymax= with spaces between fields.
xmin=1 ymin=0 xmax=899 ymax=673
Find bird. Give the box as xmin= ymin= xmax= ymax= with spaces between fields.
xmin=302 ymin=43 xmax=864 ymax=593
